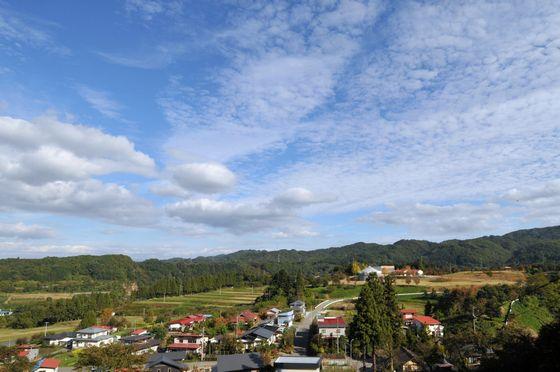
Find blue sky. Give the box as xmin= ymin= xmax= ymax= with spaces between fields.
xmin=1 ymin=0 xmax=559 ymax=259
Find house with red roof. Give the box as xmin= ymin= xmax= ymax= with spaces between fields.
xmin=167 ymin=342 xmax=203 ymax=355
xmin=400 ymin=309 xmax=418 ymax=326
xmin=35 ymin=358 xmax=60 ymax=372
xmin=239 ymin=310 xmax=258 ymax=323
xmin=131 ymin=328 xmax=148 ymax=336
xmin=168 ymin=314 xmax=206 ymax=331
xmin=172 ymin=332 xmax=208 ymax=345
xmin=228 ymin=310 xmax=259 ymax=325
xmin=93 ymin=325 xmax=117 ymax=333
xmin=317 ymin=317 xmax=346 ymax=339
xmin=16 ymin=344 xmax=39 ymax=361
xmin=412 ymin=315 xmax=444 ymax=337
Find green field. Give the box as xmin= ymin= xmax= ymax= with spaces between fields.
xmin=126 ymin=287 xmax=265 ymax=316
xmin=511 ymin=297 xmax=554 ymax=332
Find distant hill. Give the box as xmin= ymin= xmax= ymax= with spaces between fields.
xmin=1 ymin=226 xmax=559 ymax=287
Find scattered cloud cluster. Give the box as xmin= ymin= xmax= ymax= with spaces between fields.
xmin=0 ymin=8 xmax=69 ymax=56
xmin=2 ymin=1 xmax=560 ymax=257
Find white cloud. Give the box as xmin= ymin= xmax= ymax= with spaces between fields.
xmin=0 ymin=115 xmax=156 ymax=180
xmin=172 ymin=163 xmax=236 ymax=194
xmin=0 ymin=242 xmax=92 ymax=257
xmin=272 ymin=226 xmax=319 ymax=239
xmin=0 ymin=222 xmax=54 ymax=239
xmin=504 ymin=180 xmax=560 ymax=224
xmin=165 ymin=187 xmax=328 ymax=234
xmin=0 ymin=115 xmax=157 ymax=226
xmin=366 ymin=202 xmax=504 ymax=237
xmin=272 ymin=187 xmax=332 ymax=208
xmin=77 ymin=86 xmax=123 ymax=119
xmin=166 ymin=198 xmax=289 ymax=234
xmin=0 ymin=179 xmax=157 ymax=226
xmin=149 ymin=181 xmax=190 ymax=198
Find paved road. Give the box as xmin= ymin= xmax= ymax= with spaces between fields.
xmin=294 ymin=299 xmax=342 ymax=355
xmin=293 ymin=292 xmax=432 ymax=356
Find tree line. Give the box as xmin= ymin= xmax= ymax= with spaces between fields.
xmin=0 ymin=226 xmax=559 ymax=295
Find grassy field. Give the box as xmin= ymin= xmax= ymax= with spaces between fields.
xmin=127 ymin=287 xmax=265 ymax=316
xmin=0 ymin=320 xmax=80 ymax=343
xmin=394 ymin=270 xmax=525 ymax=289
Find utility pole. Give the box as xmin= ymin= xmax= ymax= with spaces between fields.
xmin=44 ymin=322 xmax=49 ymax=336
xmin=202 ymin=325 xmax=205 ymax=361
xmin=472 ymin=305 xmax=477 ymax=334
xmin=336 ymin=317 xmax=339 ymax=354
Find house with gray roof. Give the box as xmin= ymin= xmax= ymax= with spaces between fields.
xmin=146 ymin=353 xmax=186 ymax=372
xmin=44 ymin=332 xmax=76 ymax=347
xmin=274 ymin=356 xmax=322 ymax=371
xmin=72 ymin=327 xmax=114 ymax=349
xmin=215 ymin=352 xmax=264 ymax=372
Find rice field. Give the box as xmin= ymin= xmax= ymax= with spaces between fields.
xmin=128 ymin=286 xmax=265 ymax=315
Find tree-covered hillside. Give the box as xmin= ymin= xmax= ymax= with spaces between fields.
xmin=1 ymin=226 xmax=559 ymax=291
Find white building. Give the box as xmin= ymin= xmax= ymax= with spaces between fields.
xmin=358 ymin=266 xmax=383 ymax=280
xmin=72 ymin=327 xmax=114 ymax=349
xmin=317 ymin=317 xmax=346 ymax=339
xmin=277 ymin=310 xmax=294 ymax=327
xmin=412 ymin=315 xmax=444 ymax=338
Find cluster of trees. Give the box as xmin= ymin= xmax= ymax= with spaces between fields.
xmin=135 ymin=270 xmax=264 ymax=299
xmin=480 ymin=318 xmax=560 ymax=371
xmin=257 ymin=269 xmax=306 ymax=304
xmin=348 ymin=275 xmax=402 ymax=370
xmin=6 ymin=292 xmax=124 ymax=329
xmin=429 ymin=284 xmax=520 ymax=320
xmin=75 ymin=343 xmax=147 ymax=370
xmin=0 ymin=345 xmax=32 ymax=371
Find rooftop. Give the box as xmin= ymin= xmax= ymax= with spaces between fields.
xmin=40 ymin=358 xmax=60 ymax=369
xmin=77 ymin=327 xmax=108 ymax=334
xmin=146 ymin=354 xmax=186 ymax=370
xmin=216 ymin=353 xmax=264 ymax=372
xmin=167 ymin=343 xmax=201 ymax=350
xmin=318 ymin=317 xmax=346 ymax=328
xmin=413 ymin=315 xmax=441 ymax=325
xmin=275 ymin=356 xmax=322 ymax=368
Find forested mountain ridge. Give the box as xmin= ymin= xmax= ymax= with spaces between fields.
xmin=1 ymin=226 xmax=559 ymax=288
